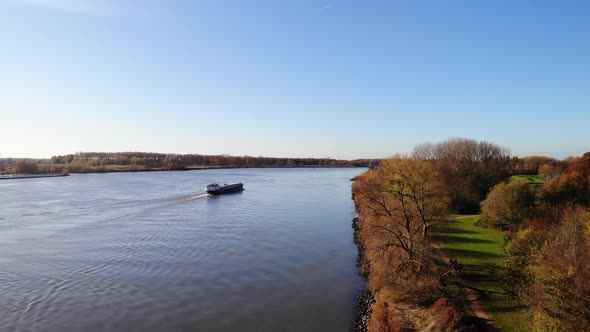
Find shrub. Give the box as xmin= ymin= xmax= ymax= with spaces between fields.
xmin=13 ymin=160 xmax=39 ymax=174
xmin=430 ymin=298 xmax=463 ymax=331
xmin=479 ymin=178 xmax=535 ymax=229
xmin=530 ymin=208 xmax=590 ymax=331
xmin=501 ymin=228 xmax=546 ymax=303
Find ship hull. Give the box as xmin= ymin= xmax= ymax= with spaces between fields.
xmin=206 ymin=183 xmax=244 ymax=195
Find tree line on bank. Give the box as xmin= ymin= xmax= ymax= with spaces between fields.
xmin=0 ymin=153 xmax=377 ymax=174
xmin=50 ymin=152 xmax=375 ymax=168
xmin=352 ymin=137 xmax=588 ymax=331
xmin=1 ymin=148 xmax=574 ymax=177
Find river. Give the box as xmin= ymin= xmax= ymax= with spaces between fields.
xmin=0 ymin=168 xmax=364 ymax=331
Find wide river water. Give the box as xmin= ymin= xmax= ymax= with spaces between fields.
xmin=0 ymin=168 xmax=364 ymax=332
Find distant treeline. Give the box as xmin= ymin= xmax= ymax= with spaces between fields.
xmin=50 ymin=152 xmax=374 ymax=168
xmin=0 ymin=153 xmax=377 ymax=174
xmin=512 ymin=155 xmax=575 ymax=176
xmin=0 ymin=149 xmax=575 ymax=177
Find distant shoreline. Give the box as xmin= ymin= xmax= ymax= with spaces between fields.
xmin=79 ymin=164 xmax=368 ymax=173
xmin=0 ymin=174 xmax=70 ymax=180
xmin=0 ymin=165 xmax=368 ymax=180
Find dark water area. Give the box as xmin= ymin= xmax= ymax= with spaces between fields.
xmin=0 ymin=168 xmax=364 ymax=332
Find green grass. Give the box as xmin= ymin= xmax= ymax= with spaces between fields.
xmin=432 ymin=215 xmax=530 ymax=331
xmin=511 ymin=174 xmax=546 ymax=185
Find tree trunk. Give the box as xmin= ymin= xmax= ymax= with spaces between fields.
xmin=422 ymin=224 xmax=429 ymax=237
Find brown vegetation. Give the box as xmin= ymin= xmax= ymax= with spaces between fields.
xmin=5 ymin=160 xmax=68 ymax=175
xmin=353 ymin=155 xmax=466 ymax=331
xmin=413 ymin=138 xmax=511 ymax=214
xmin=13 ymin=159 xmax=40 ymax=174
xmin=530 ymin=208 xmax=590 ymax=331
xmin=502 ymin=208 xmax=590 ymax=331
xmin=498 ymin=152 xmax=590 ymax=331
xmin=353 ymin=138 xmax=590 ymax=331
xmin=511 ymin=155 xmax=573 ymax=177
xmin=537 ymin=152 xmax=590 ymax=209
xmin=479 ymin=178 xmax=535 ymax=229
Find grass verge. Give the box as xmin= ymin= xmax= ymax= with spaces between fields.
xmin=432 ymin=215 xmax=530 ymax=331
xmin=511 ymin=174 xmax=546 ymax=185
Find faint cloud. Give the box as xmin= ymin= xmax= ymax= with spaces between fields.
xmin=7 ymin=0 xmax=127 ymax=16
xmin=318 ymin=4 xmax=334 ymax=12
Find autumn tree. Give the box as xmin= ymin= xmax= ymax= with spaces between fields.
xmin=381 ymin=158 xmax=449 ymax=237
xmin=130 ymin=156 xmax=142 ymax=166
xmin=413 ymin=138 xmax=511 ymax=213
xmin=522 ymin=156 xmax=558 ymax=174
xmin=530 ymin=208 xmax=590 ymax=331
xmin=539 ymin=152 xmax=590 ymax=209
xmin=500 ymin=153 xmax=590 ymax=331
xmin=13 ymin=159 xmax=39 ymax=174
xmin=501 ymin=228 xmax=547 ymax=302
xmin=479 ymin=178 xmax=536 ymax=229
xmin=500 ymin=210 xmax=590 ymax=331
xmin=353 ymin=157 xmax=448 ymax=279
xmin=538 ymin=164 xmax=562 ymax=178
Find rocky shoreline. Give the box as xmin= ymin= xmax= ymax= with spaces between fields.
xmin=352 ymin=217 xmax=374 ymax=332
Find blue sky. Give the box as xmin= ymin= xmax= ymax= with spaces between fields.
xmin=1 ymin=0 xmax=589 ymax=159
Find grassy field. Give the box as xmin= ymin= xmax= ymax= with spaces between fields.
xmin=511 ymin=174 xmax=546 ymax=185
xmin=432 ymin=215 xmax=530 ymax=331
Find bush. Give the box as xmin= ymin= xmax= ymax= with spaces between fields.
xmin=501 ymin=228 xmax=546 ymax=303
xmin=13 ymin=160 xmax=39 ymax=174
xmin=530 ymin=208 xmax=590 ymax=331
xmin=430 ymin=298 xmax=463 ymax=331
xmin=479 ymin=178 xmax=535 ymax=229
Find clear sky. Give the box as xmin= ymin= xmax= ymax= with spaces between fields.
xmin=1 ymin=0 xmax=589 ymax=159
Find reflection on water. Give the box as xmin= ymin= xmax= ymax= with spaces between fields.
xmin=0 ymin=168 xmax=364 ymax=332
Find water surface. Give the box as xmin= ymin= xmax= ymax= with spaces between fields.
xmin=0 ymin=168 xmax=363 ymax=332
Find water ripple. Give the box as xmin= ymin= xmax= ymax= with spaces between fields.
xmin=0 ymin=169 xmax=364 ymax=332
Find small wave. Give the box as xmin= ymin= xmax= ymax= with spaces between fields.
xmin=178 ymin=193 xmax=210 ymax=202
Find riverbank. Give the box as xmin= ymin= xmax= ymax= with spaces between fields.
xmin=1 ymin=164 xmax=368 ymax=176
xmin=0 ymin=173 xmax=70 ymax=180
xmin=351 ymin=165 xmax=467 ymax=331
xmin=350 ymin=213 xmax=466 ymax=331
xmin=352 ymin=217 xmax=374 ymax=332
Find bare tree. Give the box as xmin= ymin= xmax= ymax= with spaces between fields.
xmin=353 ymin=157 xmax=448 ymax=277
xmin=412 ymin=137 xmax=511 ymax=213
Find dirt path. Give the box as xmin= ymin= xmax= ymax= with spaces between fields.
xmin=431 ymin=242 xmax=499 ymax=332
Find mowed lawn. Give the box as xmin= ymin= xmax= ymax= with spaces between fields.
xmin=511 ymin=174 xmax=546 ymax=185
xmin=432 ymin=215 xmax=529 ymax=331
